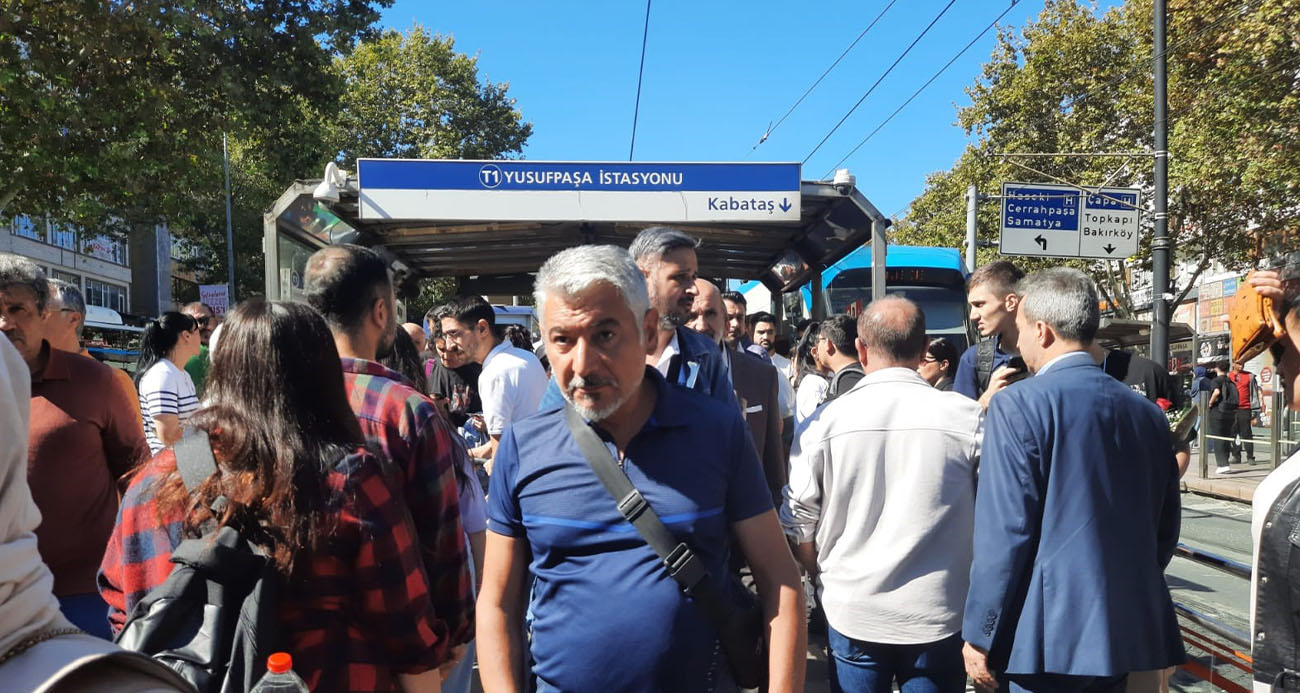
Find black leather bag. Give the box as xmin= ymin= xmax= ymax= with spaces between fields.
xmin=562 ymin=406 xmax=767 ymax=688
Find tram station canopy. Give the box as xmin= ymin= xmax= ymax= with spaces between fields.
xmin=263 ymin=160 xmax=890 ymax=300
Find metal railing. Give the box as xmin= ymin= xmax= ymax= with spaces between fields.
xmin=1173 ymin=543 xmax=1254 ymax=692
xmin=1195 ymin=390 xmax=1300 ymax=477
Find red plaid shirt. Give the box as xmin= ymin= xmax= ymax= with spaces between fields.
xmin=98 ymin=447 xmax=446 ymax=692
xmin=340 ymin=358 xmax=474 ymax=650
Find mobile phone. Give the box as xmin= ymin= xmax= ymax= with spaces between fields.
xmin=1008 ymin=356 xmax=1028 ymax=372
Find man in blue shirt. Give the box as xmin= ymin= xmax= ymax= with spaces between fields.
xmin=477 ymin=245 xmax=806 ymax=693
xmin=954 ymin=261 xmax=1027 ymax=408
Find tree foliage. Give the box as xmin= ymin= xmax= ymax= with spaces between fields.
xmin=895 ymin=0 xmax=1300 ymax=316
xmin=0 ymin=0 xmax=388 ymax=228
xmin=2 ymin=9 xmax=532 ymax=301
xmin=328 ymin=26 xmax=532 ymax=165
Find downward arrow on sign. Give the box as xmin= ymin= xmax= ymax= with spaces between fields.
xmin=1034 ymin=234 xmax=1047 ymax=250
xmin=1103 ymin=244 xmax=1116 ymax=254
xmin=779 ymin=198 xmax=792 ymax=213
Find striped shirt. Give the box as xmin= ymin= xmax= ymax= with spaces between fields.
xmin=137 ymin=360 xmax=199 ymax=454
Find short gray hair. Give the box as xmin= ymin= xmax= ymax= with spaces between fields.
xmin=1016 ymin=268 xmax=1100 ymax=344
xmin=0 ymin=253 xmax=49 ymax=312
xmin=628 ymin=226 xmax=700 ymax=268
xmin=857 ymin=295 xmax=928 ymax=362
xmin=47 ymin=279 xmax=87 ymax=338
xmin=534 ymin=245 xmax=650 ymax=327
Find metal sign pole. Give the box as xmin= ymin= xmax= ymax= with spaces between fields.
xmin=223 ymin=133 xmax=236 ymax=302
xmin=1151 ymin=0 xmax=1172 ymax=367
xmin=871 ymin=218 xmax=887 ymax=303
xmin=965 ymin=185 xmax=978 ymax=274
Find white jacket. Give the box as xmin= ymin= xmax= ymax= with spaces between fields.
xmin=781 ymin=367 xmax=983 ymax=644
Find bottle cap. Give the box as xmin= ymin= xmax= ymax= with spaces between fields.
xmin=267 ymin=652 xmax=293 ymax=674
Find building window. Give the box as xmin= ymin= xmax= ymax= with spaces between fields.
xmin=9 ymin=214 xmax=43 ymax=241
xmin=82 ymin=234 xmax=129 ymax=266
xmin=51 ymin=270 xmax=81 ymax=288
xmin=85 ymin=278 xmax=128 ymax=313
xmin=170 ymin=235 xmax=200 ymax=262
xmin=47 ymin=220 xmax=78 ymax=251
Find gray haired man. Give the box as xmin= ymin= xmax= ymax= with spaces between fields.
xmin=535 ymin=227 xmax=736 ymax=410
xmin=478 ymin=244 xmax=806 ymax=692
xmin=962 ymin=268 xmax=1183 ymax=692
xmin=45 ymin=279 xmax=141 ymax=428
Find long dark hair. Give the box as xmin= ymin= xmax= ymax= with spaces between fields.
xmin=134 ymin=311 xmax=197 ymax=385
xmin=153 ymin=299 xmax=365 ymax=576
xmin=381 ymin=324 xmax=428 ymax=392
xmin=793 ymin=322 xmax=821 ymax=387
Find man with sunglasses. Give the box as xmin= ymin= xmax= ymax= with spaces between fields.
xmin=180 ymin=302 xmax=218 ymax=395
xmin=1243 ymin=269 xmax=1300 ymax=691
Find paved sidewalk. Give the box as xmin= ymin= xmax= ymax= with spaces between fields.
xmin=1182 ymin=449 xmax=1273 ymax=502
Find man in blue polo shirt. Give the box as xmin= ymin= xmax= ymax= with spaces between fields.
xmin=477 ymin=245 xmax=806 ymax=693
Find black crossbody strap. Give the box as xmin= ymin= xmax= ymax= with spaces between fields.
xmin=173 ymin=430 xmax=228 ymax=514
xmin=562 ymin=405 xmax=731 ymax=625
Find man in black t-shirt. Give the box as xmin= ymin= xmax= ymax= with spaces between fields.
xmin=1207 ymin=362 xmax=1240 ymax=474
xmin=1089 ymin=344 xmax=1190 ymax=476
xmin=427 ymin=333 xmax=482 ymax=427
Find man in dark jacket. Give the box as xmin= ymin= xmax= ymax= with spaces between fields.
xmin=963 ymin=268 xmax=1183 ymax=692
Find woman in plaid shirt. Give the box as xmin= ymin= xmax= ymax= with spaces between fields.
xmin=99 ymin=300 xmax=449 ymax=692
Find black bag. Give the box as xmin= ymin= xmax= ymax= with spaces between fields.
xmin=562 ymin=406 xmax=767 ymax=689
xmin=114 ymin=432 xmax=282 ymax=693
xmin=1218 ymin=377 xmax=1240 ymax=413
xmin=974 ymin=339 xmax=998 ymax=396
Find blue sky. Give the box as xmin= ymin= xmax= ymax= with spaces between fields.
xmin=379 ymin=1 xmax=1122 ymax=220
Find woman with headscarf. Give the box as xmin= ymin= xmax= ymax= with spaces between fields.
xmin=0 ymin=333 xmax=190 ymax=692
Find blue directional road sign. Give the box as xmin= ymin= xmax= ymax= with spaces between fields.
xmin=357 ymin=160 xmax=802 ymax=223
xmin=999 ymin=182 xmax=1140 ymax=259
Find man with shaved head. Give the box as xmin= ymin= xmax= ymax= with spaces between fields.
xmin=782 ymin=296 xmax=983 ymax=692
xmin=688 ymin=278 xmax=785 ymax=504
xmin=402 ymin=321 xmax=428 ymax=354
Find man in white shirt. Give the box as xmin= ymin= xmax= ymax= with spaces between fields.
xmin=782 ymin=296 xmax=982 ymax=693
xmin=438 ymin=295 xmax=547 ymax=464
xmin=750 ymin=311 xmax=795 ymax=421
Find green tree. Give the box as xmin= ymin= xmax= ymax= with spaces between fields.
xmin=328 ymin=26 xmax=532 ymax=165
xmin=896 ymin=0 xmax=1299 ymax=316
xmin=0 ymin=1 xmax=390 ymax=229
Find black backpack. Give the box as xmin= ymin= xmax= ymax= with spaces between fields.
xmin=114 ymin=432 xmax=282 ymax=693
xmin=1218 ymin=377 xmax=1240 ymax=413
xmin=974 ymin=339 xmax=998 ymax=396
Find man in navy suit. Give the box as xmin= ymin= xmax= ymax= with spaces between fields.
xmin=962 ymin=268 xmax=1184 ymax=693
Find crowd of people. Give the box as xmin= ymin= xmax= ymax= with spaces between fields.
xmin=0 ymin=236 xmax=1297 ymax=693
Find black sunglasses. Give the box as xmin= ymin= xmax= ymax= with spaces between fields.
xmin=194 ymin=316 xmax=211 ymax=327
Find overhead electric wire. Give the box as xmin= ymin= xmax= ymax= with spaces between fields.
xmin=747 ymin=0 xmax=899 ymax=154
xmin=803 ymin=0 xmax=959 ymax=165
xmin=628 ymin=0 xmax=653 ymax=161
xmin=824 ymin=0 xmax=1020 ymax=178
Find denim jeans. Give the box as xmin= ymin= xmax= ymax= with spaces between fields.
xmin=58 ymin=593 xmax=112 ymax=640
xmin=826 ymin=626 xmax=964 ymax=693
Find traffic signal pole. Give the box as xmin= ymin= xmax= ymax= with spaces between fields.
xmin=1151 ymin=0 xmax=1172 ymax=368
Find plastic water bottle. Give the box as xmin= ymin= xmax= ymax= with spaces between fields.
xmin=250 ymin=652 xmax=309 ymax=692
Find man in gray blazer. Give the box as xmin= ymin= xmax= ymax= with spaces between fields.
xmin=688 ymin=279 xmax=786 ymax=504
